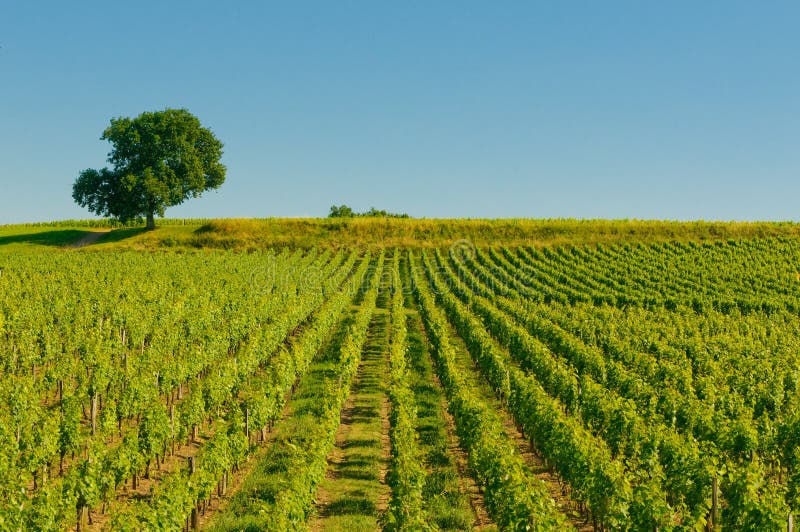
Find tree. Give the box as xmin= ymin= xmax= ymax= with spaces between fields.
xmin=73 ymin=109 xmax=226 ymax=229
xmin=328 ymin=204 xmax=409 ymax=218
xmin=329 ymin=204 xmax=355 ymax=218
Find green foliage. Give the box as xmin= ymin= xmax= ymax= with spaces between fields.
xmin=385 ymin=257 xmax=429 ymax=530
xmin=59 ymin=396 xmax=82 ymax=461
xmin=328 ymin=204 xmax=355 ymax=218
xmin=72 ymin=108 xmax=225 ymax=227
xmin=209 ymin=253 xmax=382 ymax=530
xmin=430 ymin=243 xmax=800 ymax=527
xmin=3 ymin=237 xmax=800 ymax=529
xmin=138 ymin=403 xmax=170 ymax=464
xmin=409 ymin=250 xmax=570 ymax=530
xmin=722 ymin=460 xmax=788 ymax=529
xmin=0 ymin=248 xmax=360 ymax=529
xmin=329 ymin=204 xmax=410 ymax=218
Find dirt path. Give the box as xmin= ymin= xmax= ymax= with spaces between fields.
xmin=69 ymin=230 xmax=111 ymax=248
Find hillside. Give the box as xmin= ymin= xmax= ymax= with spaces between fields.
xmin=2 ymin=217 xmax=800 ymax=251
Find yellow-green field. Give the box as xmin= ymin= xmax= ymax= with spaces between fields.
xmin=3 ymin=217 xmax=800 ymax=251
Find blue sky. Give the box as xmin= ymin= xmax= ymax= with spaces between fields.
xmin=1 ymin=1 xmax=798 ymax=223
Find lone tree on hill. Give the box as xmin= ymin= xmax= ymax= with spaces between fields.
xmin=72 ymin=108 xmax=226 ymax=229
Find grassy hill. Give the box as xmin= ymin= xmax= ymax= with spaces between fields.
xmin=2 ymin=217 xmax=800 ymax=251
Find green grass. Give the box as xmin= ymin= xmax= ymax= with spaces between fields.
xmin=312 ymin=281 xmax=392 ymax=530
xmin=90 ymin=227 xmax=149 ymax=246
xmin=0 ymin=225 xmax=154 ymax=251
xmin=0 ymin=227 xmax=97 ymax=248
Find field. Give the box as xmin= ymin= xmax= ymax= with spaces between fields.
xmin=1 ymin=220 xmax=800 ymax=530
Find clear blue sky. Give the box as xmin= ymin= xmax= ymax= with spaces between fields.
xmin=1 ymin=1 xmax=798 ymax=223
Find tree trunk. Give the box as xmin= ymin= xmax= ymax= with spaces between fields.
xmin=146 ymin=211 xmax=155 ymax=230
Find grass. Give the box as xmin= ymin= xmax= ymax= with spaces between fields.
xmin=5 ymin=217 xmax=800 ymax=252
xmin=90 ymin=227 xmax=149 ymax=246
xmin=0 ymin=227 xmax=98 ymax=248
xmin=312 ymin=266 xmax=392 ymax=531
xmin=184 ymin=218 xmax=800 ymax=249
xmin=0 ymin=225 xmax=147 ymax=251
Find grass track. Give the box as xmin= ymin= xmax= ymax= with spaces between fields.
xmin=310 ymin=310 xmax=391 ymax=530
xmin=311 ymin=259 xmax=393 ymax=530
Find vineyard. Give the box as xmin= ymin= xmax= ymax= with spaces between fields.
xmin=2 ymin=235 xmax=800 ymax=530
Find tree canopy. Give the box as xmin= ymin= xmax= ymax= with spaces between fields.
xmin=328 ymin=204 xmax=409 ymax=218
xmin=73 ymin=109 xmax=226 ymax=229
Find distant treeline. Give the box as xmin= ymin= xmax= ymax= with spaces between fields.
xmin=328 ymin=205 xmax=410 ymax=219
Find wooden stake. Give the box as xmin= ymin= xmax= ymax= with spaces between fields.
xmin=711 ymin=476 xmax=719 ymax=531
xmin=90 ymin=394 xmax=97 ymax=435
xmin=77 ymin=506 xmax=88 ymax=531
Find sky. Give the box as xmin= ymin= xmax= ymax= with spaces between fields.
xmin=1 ymin=1 xmax=798 ymax=223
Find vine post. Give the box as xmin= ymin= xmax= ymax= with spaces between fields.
xmin=188 ymin=456 xmax=199 ymax=529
